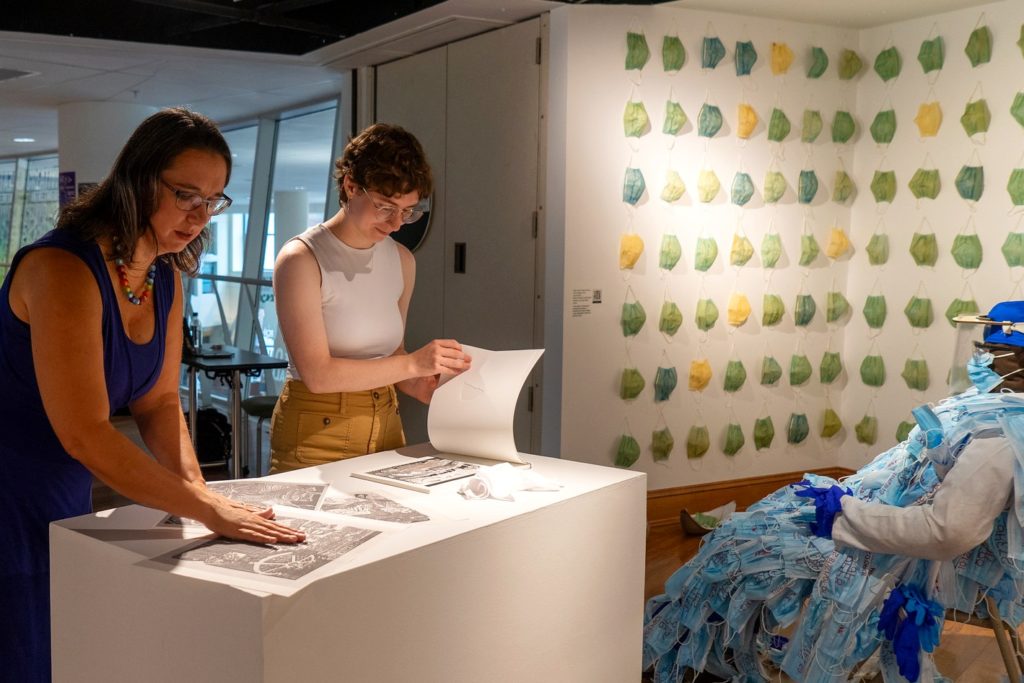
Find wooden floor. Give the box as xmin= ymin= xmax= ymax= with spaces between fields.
xmin=645 ymin=523 xmax=1019 ymax=682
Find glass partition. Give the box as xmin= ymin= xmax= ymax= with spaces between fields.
xmin=18 ymin=156 xmax=59 ymax=247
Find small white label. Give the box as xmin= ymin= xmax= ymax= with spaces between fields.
xmin=571 ymin=288 xmax=601 ymax=317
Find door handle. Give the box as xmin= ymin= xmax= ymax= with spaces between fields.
xmin=454 ymin=242 xmax=467 ymax=273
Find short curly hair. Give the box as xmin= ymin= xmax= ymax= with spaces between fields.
xmin=334 ymin=123 xmax=432 ymax=203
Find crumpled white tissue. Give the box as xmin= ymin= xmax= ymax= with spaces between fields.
xmin=459 ymin=462 xmax=562 ymax=501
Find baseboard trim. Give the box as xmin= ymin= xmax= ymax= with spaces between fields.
xmin=647 ymin=467 xmax=855 ymax=528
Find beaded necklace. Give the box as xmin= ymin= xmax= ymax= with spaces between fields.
xmin=115 ymin=258 xmax=156 ymax=305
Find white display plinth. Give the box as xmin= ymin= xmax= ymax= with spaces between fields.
xmin=51 ymin=444 xmax=646 ymax=682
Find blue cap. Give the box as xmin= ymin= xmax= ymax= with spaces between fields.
xmin=982 ymin=301 xmax=1024 ymax=347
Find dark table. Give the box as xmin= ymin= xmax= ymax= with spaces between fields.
xmin=182 ymin=347 xmax=287 ymax=479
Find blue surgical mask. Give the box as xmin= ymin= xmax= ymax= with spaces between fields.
xmin=967 ymin=350 xmax=1003 ymax=393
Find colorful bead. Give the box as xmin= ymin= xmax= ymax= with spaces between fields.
xmin=115 ymin=258 xmax=157 ymax=305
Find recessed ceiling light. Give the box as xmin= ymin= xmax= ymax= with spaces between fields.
xmin=13 ymin=137 xmax=35 ymax=143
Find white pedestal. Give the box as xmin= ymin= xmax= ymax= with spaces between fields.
xmin=51 ymin=446 xmax=646 ymax=682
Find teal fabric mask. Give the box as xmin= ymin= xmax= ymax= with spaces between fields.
xmin=698 ymin=103 xmax=723 ymax=137
xmin=955 ymin=165 xmax=984 ymax=201
xmin=621 ymin=301 xmax=646 ymax=336
xmin=798 ymin=170 xmax=818 ymax=204
xmin=702 ymin=36 xmax=726 ymax=69
xmin=731 ymin=172 xmax=755 ymax=206
xmin=735 ymin=40 xmax=757 ymax=75
xmin=794 ymin=294 xmax=816 ymax=326
xmin=807 ymin=47 xmax=829 ymax=78
xmin=654 ymin=366 xmax=678 ymax=402
xmin=787 ymin=413 xmax=810 ymax=445
xmin=625 ymin=32 xmax=650 ymax=70
xmin=623 ymin=167 xmax=645 ymax=205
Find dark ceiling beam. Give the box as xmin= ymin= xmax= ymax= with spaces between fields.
xmin=254 ymin=0 xmax=337 ymax=13
xmin=129 ymin=0 xmax=344 ymax=38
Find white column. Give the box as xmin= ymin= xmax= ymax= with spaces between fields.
xmin=57 ymin=102 xmax=157 ymax=196
xmin=272 ymin=189 xmax=309 ymax=250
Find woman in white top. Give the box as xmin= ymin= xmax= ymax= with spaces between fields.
xmin=270 ymin=124 xmax=470 ymax=472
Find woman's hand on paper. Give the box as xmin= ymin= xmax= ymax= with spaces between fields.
xmin=200 ymin=492 xmax=306 ymax=544
xmin=408 ymin=339 xmax=471 ymax=378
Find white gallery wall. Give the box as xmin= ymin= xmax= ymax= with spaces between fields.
xmin=547 ymin=1 xmax=1024 ymax=489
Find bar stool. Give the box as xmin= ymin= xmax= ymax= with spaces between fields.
xmin=946 ymin=595 xmax=1024 ymax=681
xmin=240 ymin=395 xmax=278 ymax=477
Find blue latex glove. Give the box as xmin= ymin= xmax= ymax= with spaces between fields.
xmin=877 ymin=583 xmax=944 ymax=683
xmin=791 ymin=480 xmax=852 ymax=538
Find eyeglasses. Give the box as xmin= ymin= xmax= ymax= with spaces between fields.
xmin=162 ymin=180 xmax=233 ymax=216
xmin=360 ymin=187 xmax=424 ymax=225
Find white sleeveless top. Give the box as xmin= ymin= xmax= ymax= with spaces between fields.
xmin=286 ymin=223 xmax=405 ymax=381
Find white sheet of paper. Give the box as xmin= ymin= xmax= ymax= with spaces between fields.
xmin=427 ymin=345 xmax=543 ymax=463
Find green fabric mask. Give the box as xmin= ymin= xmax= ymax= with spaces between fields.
xmin=838 ymin=49 xmax=863 ymax=80
xmin=820 ymin=351 xmax=843 ymax=384
xmin=870 ymin=170 xmax=897 ymax=203
xmin=799 ymin=233 xmax=820 ymax=266
xmin=735 ymin=40 xmax=757 ymax=76
xmin=955 ymin=165 xmax=984 ymax=201
xmin=687 ymin=425 xmax=710 ymax=459
xmin=866 ymin=233 xmax=890 ymax=265
xmin=698 ymin=104 xmax=723 ymax=137
xmin=659 ymin=234 xmax=682 ymax=270
xmin=855 ymin=415 xmax=878 ymax=446
xmin=654 ymin=366 xmax=678 ymax=402
xmin=723 ymin=359 xmax=747 ymax=392
xmin=731 ymin=172 xmax=755 ymax=206
xmin=661 ymin=170 xmax=686 ymax=203
xmin=798 ymin=170 xmax=818 ymax=204
xmin=951 ymin=234 xmax=983 ymax=269
xmin=826 ymin=291 xmax=850 ymax=322
xmin=625 ymin=32 xmax=650 ymax=70
xmin=695 ymin=298 xmax=719 ymax=331
xmin=761 ymin=232 xmax=782 ymax=268
xmin=694 ymin=236 xmax=718 ymax=272
xmin=807 ymin=46 xmax=829 ymax=78
xmin=730 ymin=233 xmax=754 ymax=266
xmin=960 ymin=99 xmax=991 ymax=136
xmin=659 ymin=300 xmax=683 ymax=336
xmin=620 ymin=368 xmax=645 ymax=399
xmin=623 ymin=167 xmax=645 ymax=205
xmin=832 ymin=111 xmax=856 ymax=143
xmin=651 ymin=428 xmax=674 ymax=462
xmin=945 ymin=297 xmax=979 ymax=327
xmin=901 ymin=358 xmax=929 ymax=391
xmin=723 ymin=423 xmax=745 ymax=456
xmin=833 ymin=170 xmax=856 ymax=203
xmin=702 ymin=36 xmax=726 ymax=69
xmin=762 ymin=293 xmax=785 ymax=326
xmin=908 ymin=168 xmax=941 ymax=199
xmin=870 ymin=109 xmax=896 ymax=144
xmin=802 ymin=109 xmax=823 ymax=143
xmin=904 ymin=296 xmax=933 ymax=328
xmin=761 ymin=356 xmax=783 ymax=386
xmin=874 ymin=47 xmax=901 ymax=81
xmin=863 ymin=295 xmax=887 ymax=329
xmin=614 ymin=434 xmax=640 ymax=468
xmin=621 ymin=301 xmax=646 ymax=336
xmin=1013 ymin=92 xmax=1024 ymax=129
xmin=821 ymin=408 xmax=843 ymax=438
xmin=1003 ymin=232 xmax=1024 ymax=267
xmin=790 ymin=354 xmax=812 ymax=385
xmin=1008 ymin=168 xmax=1024 ymax=205
xmin=663 ymin=101 xmax=687 ymax=136
xmin=1020 ymin=25 xmax=1024 ymax=59
xmin=763 ymin=171 xmax=787 ymax=203
xmin=753 ymin=417 xmax=775 ymax=450
xmin=918 ymin=36 xmax=944 ymax=73
xmin=788 ymin=413 xmax=810 ymax=444
xmin=860 ymin=355 xmax=885 ymax=387
xmin=895 ymin=420 xmax=915 ymax=443
xmin=768 ymin=108 xmax=791 ymax=142
xmin=698 ymin=169 xmax=720 ymax=202
xmin=662 ymin=35 xmax=685 ymax=72
xmin=794 ymin=293 xmax=816 ymax=326
xmin=623 ymin=100 xmax=649 ymax=137
xmin=965 ymin=26 xmax=992 ymax=67
xmin=910 ymin=232 xmax=938 ymax=266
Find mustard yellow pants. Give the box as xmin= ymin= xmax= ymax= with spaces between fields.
xmin=269 ymin=379 xmax=406 ymax=473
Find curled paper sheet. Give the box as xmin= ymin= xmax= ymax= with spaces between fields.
xmin=459 ymin=463 xmax=562 ymax=502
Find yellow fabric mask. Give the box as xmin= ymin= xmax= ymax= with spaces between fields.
xmin=660 ymin=170 xmax=686 ymax=203
xmin=698 ymin=169 xmax=721 ymax=203
xmin=687 ymin=425 xmax=710 ymax=459
xmin=623 ymin=100 xmax=650 ymax=137
xmin=771 ymin=42 xmax=794 ymax=75
xmin=763 ymin=171 xmax=787 ymax=203
xmin=914 ymin=102 xmax=942 ymax=137
xmin=619 ymin=234 xmax=643 ymax=269
xmin=737 ymin=103 xmax=759 ymax=139
xmin=838 ymin=49 xmax=863 ymax=80
xmin=688 ymin=359 xmax=712 ymax=391
xmin=825 ymin=227 xmax=851 ymax=259
xmin=802 ymin=109 xmax=823 ymax=143
xmin=730 ymin=233 xmax=754 ymax=266
xmin=727 ymin=293 xmax=751 ymax=327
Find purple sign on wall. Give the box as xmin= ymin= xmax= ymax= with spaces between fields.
xmin=58 ymin=171 xmax=76 ymax=207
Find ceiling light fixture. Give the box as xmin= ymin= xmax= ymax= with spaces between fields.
xmin=13 ymin=137 xmax=35 ymax=143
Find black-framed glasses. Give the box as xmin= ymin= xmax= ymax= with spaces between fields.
xmin=162 ymin=179 xmax=233 ymax=216
xmin=361 ymin=187 xmax=425 ymax=225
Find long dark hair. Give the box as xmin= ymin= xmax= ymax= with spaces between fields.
xmin=57 ymin=107 xmax=232 ymax=275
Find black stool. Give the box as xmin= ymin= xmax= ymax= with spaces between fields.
xmin=241 ymin=395 xmax=278 ymax=477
